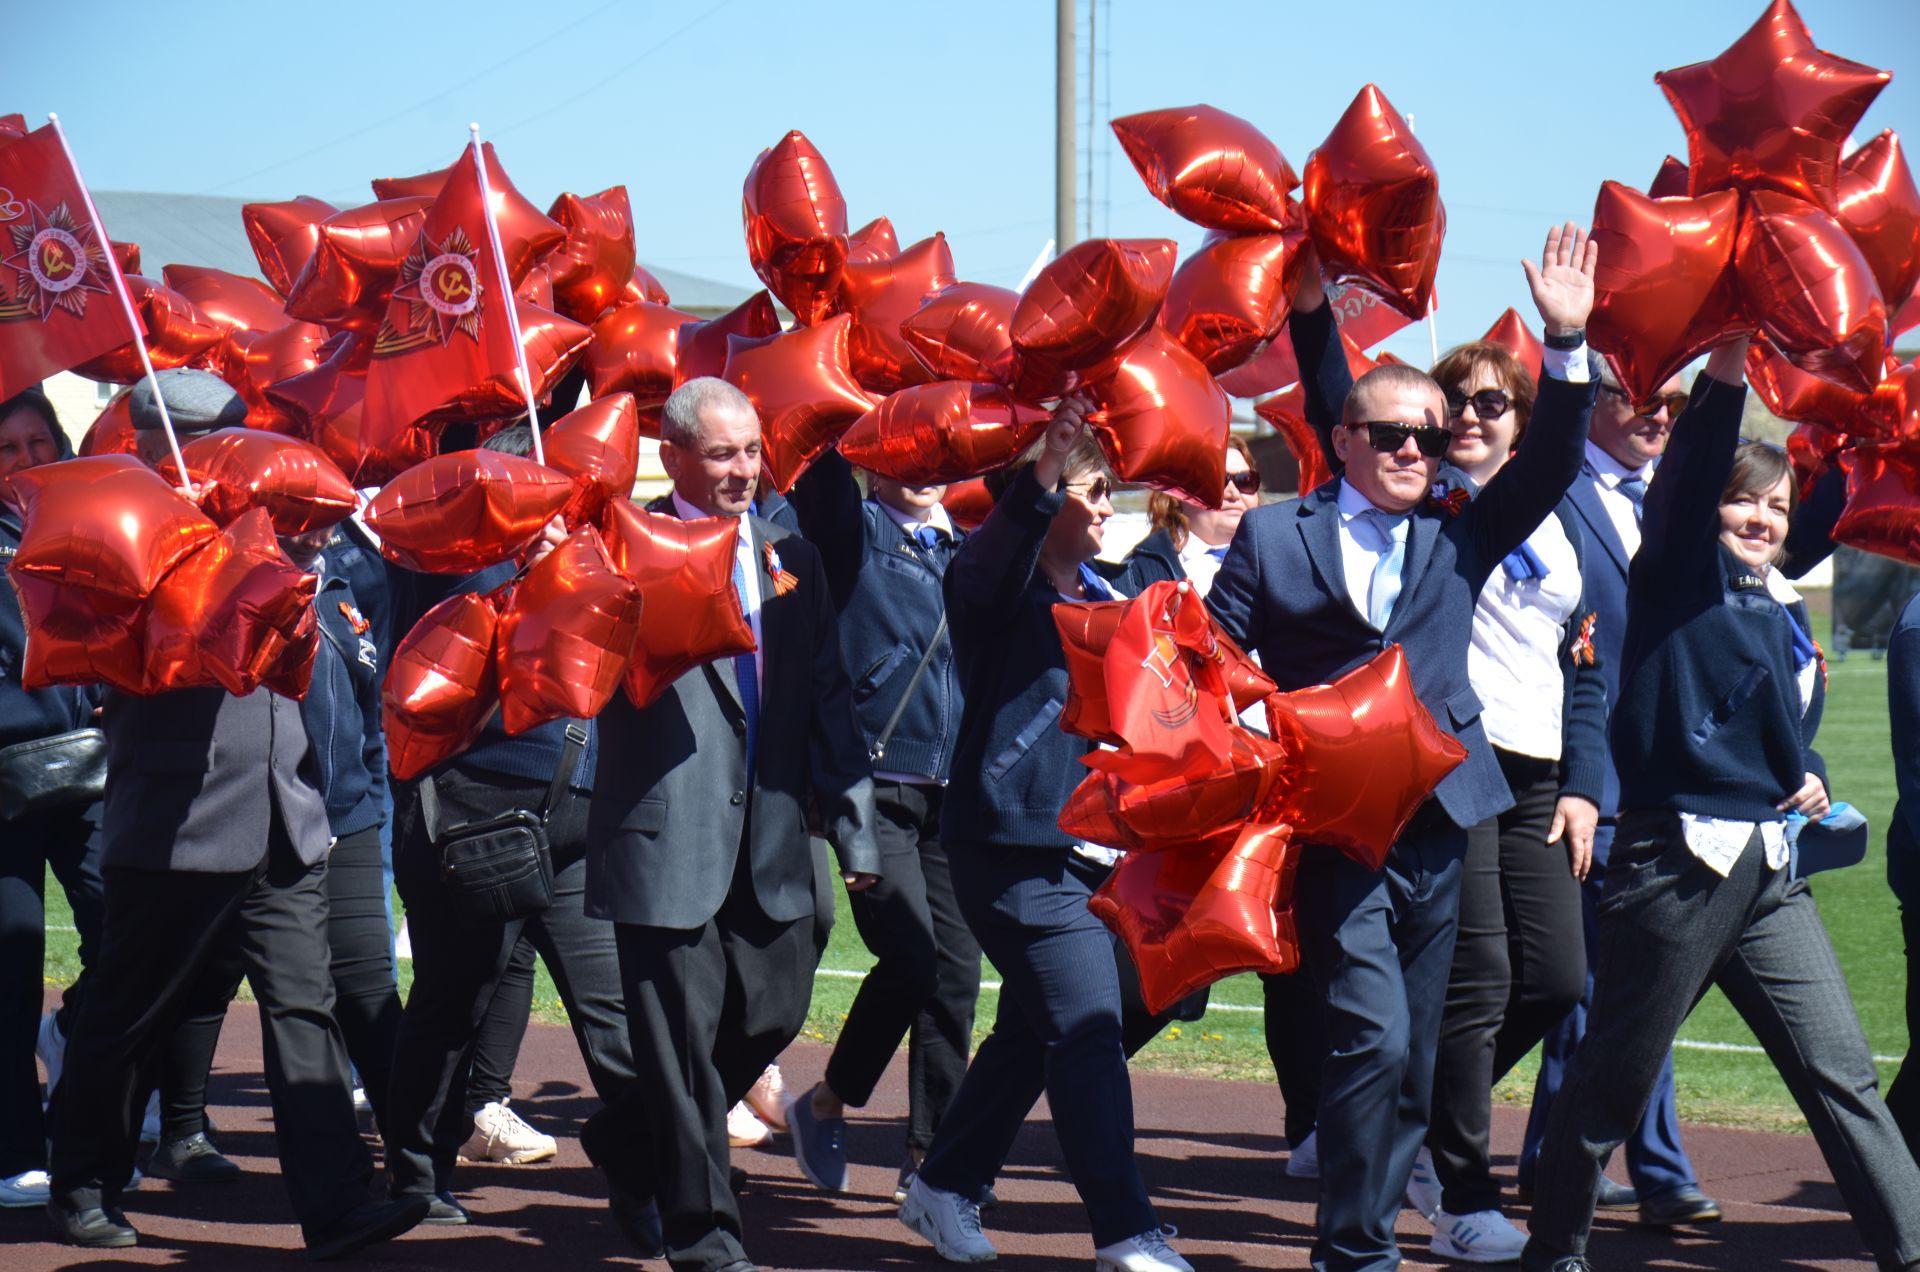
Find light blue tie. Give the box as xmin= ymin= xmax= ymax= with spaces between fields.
xmin=730 ymin=553 xmax=760 ymax=789
xmin=1362 ymin=509 xmax=1408 ymax=630
xmin=1617 ymin=474 xmax=1648 ymax=523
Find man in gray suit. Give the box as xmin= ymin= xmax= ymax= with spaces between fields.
xmin=44 ymin=371 xmax=427 ymax=1257
xmin=583 ymin=377 xmax=881 ymax=1272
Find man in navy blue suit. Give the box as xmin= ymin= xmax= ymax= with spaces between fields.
xmin=1207 ymin=224 xmax=1598 ymax=1272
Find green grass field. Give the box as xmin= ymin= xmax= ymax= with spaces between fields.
xmin=36 ymin=611 xmax=1911 ymax=1133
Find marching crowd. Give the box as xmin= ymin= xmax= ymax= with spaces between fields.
xmin=3 ymin=220 xmax=1918 ymax=1272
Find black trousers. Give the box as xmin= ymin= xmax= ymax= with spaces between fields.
xmin=48 ymin=827 xmax=372 ymax=1236
xmin=465 ymin=932 xmax=538 ymax=1110
xmin=824 ymin=782 xmax=981 ymax=1151
xmin=1260 ymin=964 xmax=1325 ymax=1149
xmin=594 ymin=842 xmax=818 ymax=1272
xmin=0 ymin=802 xmax=102 ymax=1176
xmin=1429 ymin=749 xmax=1586 ymax=1214
xmin=1887 ymin=902 xmax=1919 ymax=1163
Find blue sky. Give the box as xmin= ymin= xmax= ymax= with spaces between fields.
xmin=12 ymin=0 xmax=1917 ymax=364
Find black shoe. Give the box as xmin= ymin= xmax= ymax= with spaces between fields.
xmin=147 ymin=1131 xmax=241 ymax=1183
xmin=712 ymin=1263 xmax=759 ymax=1272
xmin=608 ymin=1186 xmax=663 ymax=1259
xmin=1520 ymin=1239 xmax=1595 ymax=1271
xmin=304 ymin=1196 xmax=430 ymax=1261
xmin=1595 ymin=1177 xmax=1639 ymax=1210
xmin=1639 ymin=1184 xmax=1721 ymax=1226
xmin=424 ymin=1191 xmax=470 ymax=1225
xmin=730 ymin=1165 xmax=747 ymax=1195
xmin=48 ymin=1202 xmax=137 ymax=1248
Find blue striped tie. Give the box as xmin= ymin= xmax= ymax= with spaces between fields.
xmin=731 ymin=552 xmax=759 ymax=790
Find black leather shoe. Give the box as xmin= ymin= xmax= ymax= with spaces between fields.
xmin=1639 ymin=1184 xmax=1721 ymax=1226
xmin=147 ymin=1131 xmax=241 ymax=1183
xmin=47 ymin=1202 xmax=137 ymax=1248
xmin=424 ymin=1191 xmax=470 ymax=1225
xmin=609 ymin=1186 xmax=663 ymax=1259
xmin=1595 ymin=1177 xmax=1639 ymax=1210
xmin=1520 ymin=1239 xmax=1595 ymax=1271
xmin=711 ymin=1262 xmax=759 ymax=1272
xmin=304 ymin=1196 xmax=430 ymax=1261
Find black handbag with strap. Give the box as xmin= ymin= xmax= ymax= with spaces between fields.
xmin=0 ymin=727 xmax=108 ymax=820
xmin=421 ymin=723 xmax=586 ymax=923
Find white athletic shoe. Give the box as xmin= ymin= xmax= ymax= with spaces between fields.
xmin=36 ymin=1012 xmax=65 ymax=1098
xmin=1431 ymin=1208 xmax=1528 ymax=1263
xmin=0 ymin=1169 xmax=50 ymax=1208
xmin=1095 ymin=1227 xmax=1193 ymax=1271
xmin=1405 ymin=1146 xmax=1442 ymax=1221
xmin=744 ymin=1063 xmax=789 ymax=1133
xmin=459 ymin=1099 xmax=557 ymax=1165
xmin=1284 ymin=1130 xmax=1319 ymax=1179
xmin=899 ymin=1174 xmax=997 ymax=1263
xmin=727 ymin=1100 xmax=772 ymax=1149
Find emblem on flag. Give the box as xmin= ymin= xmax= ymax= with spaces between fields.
xmin=764 ymin=542 xmax=798 ymax=596
xmin=381 ymin=226 xmax=484 ymax=350
xmin=3 ymin=199 xmax=110 ymax=321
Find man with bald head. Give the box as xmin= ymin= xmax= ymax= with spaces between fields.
xmin=583 ymin=378 xmax=880 ymax=1272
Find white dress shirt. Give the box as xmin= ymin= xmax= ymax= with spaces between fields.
xmin=1582 ymin=441 xmax=1653 ymax=559
xmin=1469 ymin=512 xmax=1583 ymax=758
xmin=1178 ymin=532 xmax=1229 ymax=596
xmin=1334 ymin=480 xmax=1404 ymax=626
xmin=672 ymin=491 xmax=762 ymax=691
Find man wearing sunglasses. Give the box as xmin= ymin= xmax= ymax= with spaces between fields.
xmin=1208 ymin=224 xmax=1599 ymax=1272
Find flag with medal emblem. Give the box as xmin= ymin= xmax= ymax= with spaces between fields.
xmin=0 ymin=122 xmax=140 ymax=399
xmin=1079 ymin=581 xmax=1237 ymax=785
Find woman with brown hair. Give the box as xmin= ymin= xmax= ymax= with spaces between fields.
xmin=1119 ymin=435 xmax=1261 ymax=594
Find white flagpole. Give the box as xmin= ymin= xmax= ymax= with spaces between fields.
xmin=468 ymin=122 xmax=543 ymax=466
xmin=1018 ymin=238 xmax=1056 ymax=291
xmin=47 ymin=113 xmax=194 ymax=494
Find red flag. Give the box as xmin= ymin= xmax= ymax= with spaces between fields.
xmin=0 ymin=123 xmax=139 ymax=398
xmin=1077 ymin=581 xmax=1238 ymax=784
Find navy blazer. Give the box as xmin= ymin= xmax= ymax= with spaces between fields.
xmin=304 ymin=570 xmax=387 ymax=837
xmin=1890 ymin=593 xmax=1920 ymax=907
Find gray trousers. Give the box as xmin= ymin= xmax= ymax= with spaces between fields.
xmin=1527 ymin=811 xmax=1920 ymax=1271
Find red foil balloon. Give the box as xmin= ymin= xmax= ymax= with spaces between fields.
xmin=265 ymin=331 xmax=432 ymax=486
xmin=1649 ymin=155 xmax=1693 ymax=200
xmin=585 ymin=301 xmax=698 ymax=429
xmin=1064 ymin=731 xmax=1290 ymax=858
xmin=941 ymin=476 xmax=994 ymax=529
xmin=495 ymin=526 xmax=643 ymax=732
xmin=383 ymin=591 xmax=502 ymax=780
xmin=1834 ymin=441 xmax=1920 ymax=564
xmin=622 ymin=264 xmax=671 ymax=306
xmin=1896 ymin=279 xmax=1920 ymax=339
xmin=1301 ymin=84 xmax=1445 ymax=322
xmin=160 ymin=264 xmax=289 ymax=335
xmin=1086 ymin=328 xmax=1232 ymax=507
xmin=1864 ymin=360 xmax=1920 ymax=444
xmin=721 ymin=314 xmax=878 ymax=491
xmin=600 ymin=501 xmax=756 ymax=708
xmin=1011 ymin=238 xmax=1179 ymax=398
xmin=838 ymin=233 xmax=957 ymax=393
xmin=243 ymin=196 xmax=339 ymax=298
xmin=159 ymin=428 xmax=357 ymax=535
xmin=284 ymin=196 xmax=432 ymax=332
xmin=1834 ymin=131 xmax=1920 ymax=318
xmin=547 ymin=186 xmax=639 ymax=323
xmin=542 ymin=393 xmax=641 ymax=525
xmin=1747 ymin=334 xmax=1878 ymax=435
xmin=837 ymin=382 xmax=1047 ymax=485
xmin=1111 ymin=104 xmax=1300 ymax=233
xmin=231 ymin=319 xmax=332 ymax=432
xmin=847 ymin=216 xmax=900 ymax=266
xmin=72 ymin=276 xmax=225 ymax=383
xmin=366 ymin=451 xmax=575 ymax=574
xmin=1254 ymin=388 xmax=1334 ymax=494
xmin=10 ymin=573 xmax=145 ymax=693
xmin=1480 ymin=308 xmax=1544 ymax=384
xmin=902 ymin=282 xmax=1020 ymax=386
xmin=674 ymin=291 xmax=783 ymax=384
xmin=1588 ymin=181 xmax=1746 ymax=406
xmin=1264 ymin=643 xmax=1467 ymax=869
xmin=1655 ymin=0 xmax=1889 ymax=209
xmin=1161 ymin=231 xmax=1305 ymax=374
xmin=1735 ymin=190 xmax=1887 ymax=394
xmin=372 ymin=145 xmax=562 ymax=286
xmin=9 ymin=455 xmax=220 ymax=600
xmin=1787 ymin=422 xmax=1852 ymax=490
xmin=77 ymin=389 xmax=140 ymax=458
xmin=742 ymin=130 xmax=849 ymax=326
xmin=143 ymin=508 xmax=318 ymax=697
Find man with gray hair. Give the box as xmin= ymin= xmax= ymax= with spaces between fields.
xmin=581 ymin=377 xmax=881 ymax=1272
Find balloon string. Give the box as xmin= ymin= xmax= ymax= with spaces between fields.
xmin=468 ymin=122 xmax=544 ymax=467
xmin=47 ymin=113 xmax=195 ymax=497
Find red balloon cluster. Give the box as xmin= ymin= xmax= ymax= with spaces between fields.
xmin=1057 ymin=581 xmax=1465 ymax=1013
xmin=364 ymin=450 xmax=574 ymax=574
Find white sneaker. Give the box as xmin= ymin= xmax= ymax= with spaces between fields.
xmin=1095 ymin=1227 xmax=1193 ymax=1271
xmin=459 ymin=1099 xmax=557 ymax=1165
xmin=899 ymin=1174 xmax=997 ymax=1263
xmin=139 ymin=1091 xmax=161 ymax=1145
xmin=36 ymin=1012 xmax=65 ymax=1098
xmin=0 ymin=1169 xmax=51 ymax=1208
xmin=1405 ymin=1146 xmax=1442 ymax=1221
xmin=728 ymin=1100 xmax=772 ymax=1149
xmin=1431 ymin=1208 xmax=1528 ymax=1263
xmin=744 ymin=1063 xmax=789 ymax=1133
xmin=1284 ymin=1130 xmax=1319 ymax=1179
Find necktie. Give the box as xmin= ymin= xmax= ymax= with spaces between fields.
xmin=1204 ymin=544 xmax=1230 ymax=562
xmin=1617 ymin=474 xmax=1648 ymax=522
xmin=730 ymin=552 xmax=760 ymax=789
xmin=1361 ymin=508 xmax=1407 ymax=630
xmin=915 ymin=524 xmax=945 ymax=551
xmin=1501 ymin=540 xmax=1548 ymax=582
xmin=1780 ymin=600 xmax=1817 ymax=667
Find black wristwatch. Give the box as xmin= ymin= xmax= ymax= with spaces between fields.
xmin=1544 ymin=328 xmax=1586 ymax=351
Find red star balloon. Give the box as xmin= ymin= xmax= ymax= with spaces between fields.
xmin=1786 ymin=421 xmax=1853 ymax=490
xmin=9 ymin=455 xmax=220 ymax=600
xmin=542 ymin=392 xmax=641 ymax=526
xmin=1649 ymin=155 xmax=1693 ymax=199
xmin=242 ymin=196 xmax=339 ymax=298
xmin=674 ymin=291 xmax=782 ymax=384
xmin=1746 ymin=333 xmax=1881 ymax=435
xmin=265 ymin=331 xmax=433 ymax=486
xmin=228 ymin=319 xmax=332 ymax=433
xmin=1087 ymin=327 xmax=1232 ymax=507
xmin=10 ymin=573 xmax=145 ymax=692
xmin=284 ymin=196 xmax=433 ymax=332
xmin=366 ymin=450 xmax=575 ymax=574
xmin=547 ymin=186 xmax=638 ymax=323
xmin=1834 ymin=131 xmax=1920 ymax=319
xmin=1588 ymin=181 xmax=1746 ymax=406
xmin=1055 ymin=598 xmax=1130 ymax=744
xmin=721 ymin=314 xmax=878 ymax=491
xmin=72 ymin=276 xmax=225 ymax=383
xmin=143 ymin=507 xmax=318 ymax=697
xmin=1300 ymin=84 xmax=1445 ymax=322
xmin=743 ymin=130 xmax=849 ymax=327
xmin=599 ymin=500 xmax=756 ymax=708
xmin=1864 ymin=359 xmax=1920 ymax=443
xmin=1111 ymin=104 xmax=1299 ymax=233
xmin=159 ymin=427 xmax=356 ymax=535
xmin=941 ymin=476 xmax=994 ymax=530
xmin=1161 ymin=230 xmax=1306 ymax=375
xmin=383 ymin=590 xmax=502 ymax=780
xmin=1011 ymin=238 xmax=1178 ymax=399
xmin=1735 ymin=190 xmax=1886 ymax=394
xmin=1655 ymin=0 xmax=1889 ymax=209
xmin=622 ymin=264 xmax=671 ymax=306
xmin=902 ymin=282 xmax=1020 ymax=386
xmin=1480 ymin=308 xmax=1544 ymax=383
xmin=1221 ymin=316 xmax=1379 ymax=400
xmin=495 ymin=525 xmax=643 ymax=733
xmin=1253 ymin=388 xmax=1333 ymax=494
xmin=76 ymin=389 xmax=140 ymax=458
xmin=1063 ymin=729 xmax=1291 ymax=857
xmin=848 ymin=216 xmax=900 ymax=266
xmin=160 ymin=264 xmax=288 ymax=335
xmin=837 ymin=233 xmax=957 ymax=393
xmin=837 ymin=381 xmax=1047 ymax=486
xmin=584 ymin=301 xmax=698 ymax=430
xmin=1834 ymin=440 xmax=1920 ymax=564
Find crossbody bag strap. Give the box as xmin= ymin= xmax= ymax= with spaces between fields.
xmin=540 ymin=723 xmax=589 ymax=824
xmin=418 ymin=772 xmax=445 ymax=844
xmin=870 ymin=614 xmax=948 ymax=764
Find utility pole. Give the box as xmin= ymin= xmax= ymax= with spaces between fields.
xmin=1056 ymin=0 xmax=1076 ymax=255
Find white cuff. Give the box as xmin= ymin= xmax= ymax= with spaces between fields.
xmin=1540 ymin=342 xmax=1590 ymax=384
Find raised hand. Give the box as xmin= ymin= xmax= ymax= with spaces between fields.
xmin=1521 ymin=221 xmax=1598 ymax=337
xmin=1034 ymin=390 xmax=1094 ymax=489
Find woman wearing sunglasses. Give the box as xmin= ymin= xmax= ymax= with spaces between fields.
xmin=1118 ymin=435 xmax=1262 ymax=595
xmin=1521 ymin=340 xmax=1920 ymax=1272
xmin=897 ymin=397 xmax=1192 ymax=1272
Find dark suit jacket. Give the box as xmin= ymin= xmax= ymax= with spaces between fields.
xmin=585 ymin=500 xmax=880 ymax=928
xmin=100 ymin=686 xmax=332 ymax=872
xmin=1890 ymin=593 xmax=1920 ymax=908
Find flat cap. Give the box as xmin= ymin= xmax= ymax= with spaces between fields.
xmin=129 ymin=368 xmax=248 ymax=433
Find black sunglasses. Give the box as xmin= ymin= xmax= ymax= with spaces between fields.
xmin=1444 ymin=387 xmax=1511 ymax=420
xmin=1358 ymin=421 xmax=1451 ymax=458
xmin=1061 ymin=476 xmax=1111 ymax=502
xmin=1226 ymin=469 xmax=1260 ymax=495
xmin=1601 ymin=383 xmax=1688 ymax=419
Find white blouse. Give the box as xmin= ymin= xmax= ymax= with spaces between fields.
xmin=1468 ymin=511 xmax=1583 ymax=759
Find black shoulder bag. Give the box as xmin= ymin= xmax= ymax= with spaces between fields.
xmin=421 ymin=723 xmax=586 ymax=923
xmin=0 ymin=727 xmax=108 ymax=820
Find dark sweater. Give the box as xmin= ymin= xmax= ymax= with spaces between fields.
xmin=1611 ymin=371 xmax=1826 ymax=822
xmin=303 ymin=569 xmax=387 ymax=835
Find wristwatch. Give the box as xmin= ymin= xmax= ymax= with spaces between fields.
xmin=1544 ymin=328 xmax=1586 ymax=351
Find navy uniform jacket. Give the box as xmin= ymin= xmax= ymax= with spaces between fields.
xmin=1889 ymin=593 xmax=1920 ymax=908
xmin=303 ymin=569 xmax=387 ymax=837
